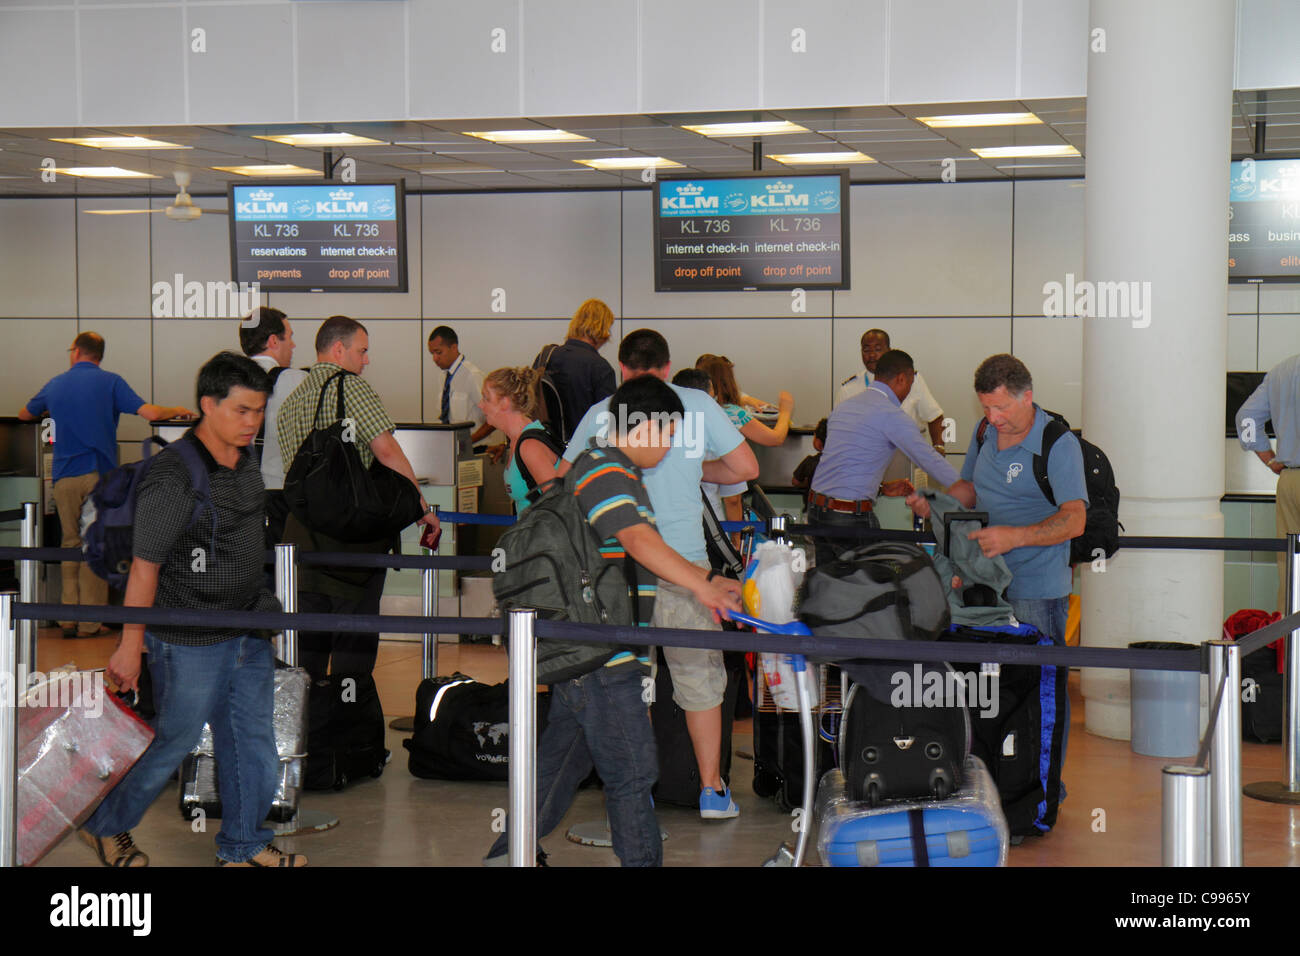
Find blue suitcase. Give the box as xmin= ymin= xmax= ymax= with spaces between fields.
xmin=817 ymin=757 xmax=1008 ymax=867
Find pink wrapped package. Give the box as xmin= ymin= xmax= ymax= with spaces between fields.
xmin=16 ymin=671 xmax=154 ymax=866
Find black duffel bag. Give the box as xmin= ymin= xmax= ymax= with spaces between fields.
xmin=283 ymin=370 xmax=424 ymax=542
xmin=799 ymin=542 xmax=951 ymax=647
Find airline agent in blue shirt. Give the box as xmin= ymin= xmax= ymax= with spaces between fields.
xmin=811 ymin=349 xmax=974 ymax=567
xmin=18 ymin=332 xmax=195 ymax=636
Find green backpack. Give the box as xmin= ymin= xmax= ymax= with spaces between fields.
xmin=492 ymin=467 xmax=636 ymax=683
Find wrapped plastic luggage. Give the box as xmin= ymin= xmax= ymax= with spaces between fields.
xmin=817 ymin=755 xmax=1009 ymax=867
xmin=179 ymin=663 xmax=309 ymax=823
xmin=18 ymin=670 xmax=154 ymax=866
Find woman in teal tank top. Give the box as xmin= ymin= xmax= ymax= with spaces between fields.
xmin=480 ymin=367 xmax=561 ymax=513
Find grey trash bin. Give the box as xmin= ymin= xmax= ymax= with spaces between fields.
xmin=1129 ymin=641 xmax=1200 ymax=758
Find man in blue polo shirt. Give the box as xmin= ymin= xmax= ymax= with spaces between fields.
xmin=558 ymin=329 xmax=759 ymax=820
xmin=908 ymin=353 xmax=1087 ymax=647
xmin=18 ymin=332 xmax=194 ymax=636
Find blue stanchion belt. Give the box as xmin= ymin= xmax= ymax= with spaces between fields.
xmin=17 ymin=599 xmax=1280 ymax=674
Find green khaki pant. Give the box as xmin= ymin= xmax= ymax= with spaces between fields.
xmin=52 ymin=472 xmax=108 ymax=634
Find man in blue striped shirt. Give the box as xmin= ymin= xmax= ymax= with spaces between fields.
xmin=811 ymin=349 xmax=974 ymax=565
xmin=1236 ymin=354 xmax=1300 ymax=612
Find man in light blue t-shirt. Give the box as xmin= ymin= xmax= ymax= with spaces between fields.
xmin=909 ymin=353 xmax=1087 ymax=646
xmin=559 ymin=329 xmax=758 ymax=820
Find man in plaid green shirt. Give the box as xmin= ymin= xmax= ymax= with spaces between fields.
xmin=277 ymin=315 xmax=439 ymax=681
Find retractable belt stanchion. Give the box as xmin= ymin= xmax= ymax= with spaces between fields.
xmin=508 ymin=608 xmax=537 ymax=867
xmin=1245 ymin=532 xmax=1300 ymax=806
xmin=422 ymin=567 xmax=437 ymax=680
xmin=272 ymin=543 xmax=338 ymax=836
xmin=0 ymin=593 xmax=18 ymax=867
xmin=1208 ymin=640 xmax=1244 ymax=866
xmin=18 ymin=503 xmax=38 ymax=681
xmin=1162 ymin=766 xmax=1210 ymax=866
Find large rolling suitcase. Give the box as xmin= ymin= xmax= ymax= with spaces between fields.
xmin=179 ymin=662 xmax=310 ymax=823
xmin=817 ymin=756 xmax=1008 ymax=867
xmin=838 ymin=662 xmax=970 ymax=805
xmin=939 ymin=623 xmax=1066 ymax=836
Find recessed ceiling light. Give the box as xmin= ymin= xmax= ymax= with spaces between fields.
xmin=682 ymin=121 xmax=809 ymax=137
xmin=251 ymin=133 xmax=387 ymax=147
xmin=766 ymin=151 xmax=875 ymax=165
xmin=418 ymin=164 xmax=499 ymax=174
xmin=574 ymin=156 xmax=683 ymax=170
xmin=212 ymin=164 xmax=323 ymax=177
xmin=972 ymin=145 xmax=1080 ymax=159
xmin=463 ymin=130 xmax=593 ymax=144
xmin=53 ymin=167 xmax=161 ymax=178
xmin=916 ymin=112 xmax=1043 ymax=128
xmin=50 ymin=136 xmax=191 ymax=150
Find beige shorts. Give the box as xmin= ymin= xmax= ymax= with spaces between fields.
xmin=652 ymin=560 xmax=726 ymax=711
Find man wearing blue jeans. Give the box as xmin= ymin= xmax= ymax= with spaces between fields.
xmin=81 ymin=352 xmax=301 ymax=868
xmin=907 ymin=354 xmax=1087 ymax=777
xmin=486 ymin=376 xmax=741 ymax=865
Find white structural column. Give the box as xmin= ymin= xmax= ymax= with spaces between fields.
xmin=1081 ymin=0 xmax=1235 ymax=738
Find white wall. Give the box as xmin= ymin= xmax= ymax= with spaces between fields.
xmin=2 ymin=178 xmax=1296 ymax=463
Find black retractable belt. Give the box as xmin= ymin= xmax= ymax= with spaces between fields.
xmin=908 ymin=809 xmax=930 ymax=867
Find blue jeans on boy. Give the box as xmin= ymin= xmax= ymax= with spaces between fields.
xmin=1010 ymin=596 xmax=1071 ymax=792
xmin=85 ymin=633 xmax=278 ymax=863
xmin=486 ymin=662 xmax=661 ymax=867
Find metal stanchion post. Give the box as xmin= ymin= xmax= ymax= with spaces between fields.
xmin=274 ymin=544 xmax=297 ymax=666
xmin=18 ymin=502 xmax=38 ymax=680
xmin=422 ymin=567 xmax=437 ymax=680
xmin=1246 ymin=533 xmax=1300 ymax=806
xmin=508 ymin=608 xmax=537 ymax=867
xmin=768 ymin=514 xmax=788 ymax=544
xmin=271 ymin=544 xmax=338 ymax=837
xmin=1207 ymin=640 xmax=1243 ymax=866
xmin=1162 ymin=765 xmax=1210 ymax=866
xmin=0 ymin=593 xmax=18 ymax=867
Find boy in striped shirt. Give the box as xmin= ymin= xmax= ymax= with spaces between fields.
xmin=485 ymin=376 xmax=740 ymax=866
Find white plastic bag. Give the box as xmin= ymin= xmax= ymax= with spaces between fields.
xmin=743 ymin=541 xmax=806 ymax=710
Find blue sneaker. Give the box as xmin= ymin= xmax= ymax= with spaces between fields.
xmin=699 ymin=786 xmax=740 ymax=820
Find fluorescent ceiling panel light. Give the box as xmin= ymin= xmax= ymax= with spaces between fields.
xmin=53 ymin=166 xmax=160 ymax=178
xmin=972 ymin=144 xmax=1080 ymax=159
xmin=251 ymin=133 xmax=387 ymax=147
xmin=50 ymin=136 xmax=190 ymax=150
xmin=766 ymin=150 xmax=875 ymax=164
xmin=463 ymin=130 xmax=593 ymax=144
xmin=916 ymin=112 xmax=1042 ymax=128
xmin=574 ymin=156 xmax=682 ymax=170
xmin=418 ymin=165 xmax=499 ymax=174
xmin=681 ymin=121 xmax=808 ymax=137
xmin=211 ymin=164 xmax=322 ymax=176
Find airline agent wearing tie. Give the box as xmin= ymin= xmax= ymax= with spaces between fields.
xmin=428 ymin=326 xmax=494 ymax=444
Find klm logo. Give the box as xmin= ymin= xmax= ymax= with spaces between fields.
xmin=236 ymin=201 xmax=288 ymax=215
xmin=663 ymin=195 xmax=718 ymax=211
xmin=753 ymin=193 xmax=809 ymax=208
xmin=316 ymin=201 xmax=368 ymax=214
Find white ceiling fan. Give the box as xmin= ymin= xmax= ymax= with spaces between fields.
xmin=82 ymin=171 xmax=228 ymax=221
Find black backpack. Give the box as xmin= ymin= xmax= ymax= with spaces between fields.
xmin=252 ymin=365 xmax=290 ymax=461
xmin=513 ymin=424 xmax=567 ymax=506
xmin=283 ymin=370 xmax=424 ymax=543
xmin=976 ymin=408 xmax=1121 ymax=564
xmin=491 ymin=464 xmax=637 ymax=684
xmin=531 ymin=344 xmax=570 ymax=443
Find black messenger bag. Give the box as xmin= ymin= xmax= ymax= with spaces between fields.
xmin=283 ymin=370 xmax=424 ymax=542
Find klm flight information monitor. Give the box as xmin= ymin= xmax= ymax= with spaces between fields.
xmin=228 ymin=181 xmax=408 ymax=292
xmin=653 ymin=171 xmax=849 ymax=291
xmin=1229 ymin=157 xmax=1300 ymax=281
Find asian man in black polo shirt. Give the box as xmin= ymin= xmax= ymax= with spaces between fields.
xmin=80 ymin=352 xmax=305 ymax=868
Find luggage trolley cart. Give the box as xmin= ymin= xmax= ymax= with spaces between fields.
xmin=730 ymin=611 xmax=819 ymax=868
